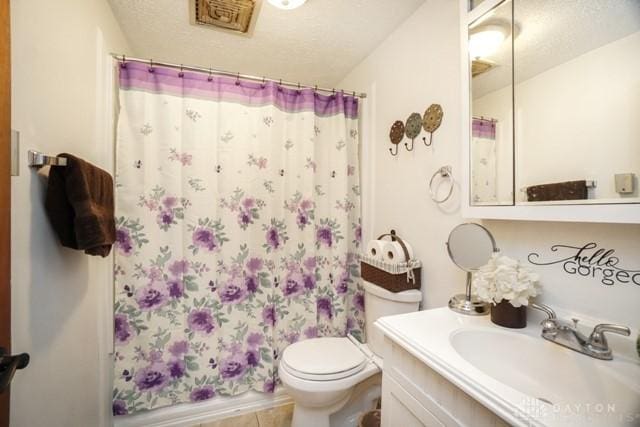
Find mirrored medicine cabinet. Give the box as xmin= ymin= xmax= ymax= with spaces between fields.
xmin=461 ymin=0 xmax=640 ymax=224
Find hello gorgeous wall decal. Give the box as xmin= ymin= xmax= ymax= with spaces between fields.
xmin=528 ymin=243 xmax=640 ymax=287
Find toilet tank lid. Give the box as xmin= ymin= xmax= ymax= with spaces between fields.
xmin=363 ymin=280 xmax=422 ymax=303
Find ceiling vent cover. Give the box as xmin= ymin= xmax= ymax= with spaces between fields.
xmin=195 ymin=0 xmax=257 ymax=34
xmin=471 ymin=59 xmax=497 ymax=77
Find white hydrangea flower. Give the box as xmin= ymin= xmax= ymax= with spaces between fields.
xmin=472 ymin=253 xmax=541 ymax=307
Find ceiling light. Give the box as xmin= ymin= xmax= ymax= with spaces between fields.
xmin=469 ymin=25 xmax=508 ymax=59
xmin=267 ymin=0 xmax=307 ymax=10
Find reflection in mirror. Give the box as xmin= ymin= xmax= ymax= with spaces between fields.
xmin=514 ymin=0 xmax=640 ymax=205
xmin=469 ymin=0 xmax=514 ymax=206
xmin=447 ymin=223 xmax=498 ymax=316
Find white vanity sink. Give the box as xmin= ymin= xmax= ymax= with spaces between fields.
xmin=376 ymin=307 xmax=640 ymax=427
xmin=451 ymin=327 xmax=640 ymax=422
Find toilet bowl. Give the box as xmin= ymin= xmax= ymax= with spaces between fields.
xmin=279 ymin=281 xmax=422 ymax=427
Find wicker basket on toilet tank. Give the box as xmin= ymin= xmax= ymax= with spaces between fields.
xmin=361 ymin=231 xmax=421 ymax=293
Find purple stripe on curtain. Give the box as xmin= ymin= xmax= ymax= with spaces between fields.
xmin=472 ymin=118 xmax=496 ymax=139
xmin=119 ymin=60 xmax=359 ymax=119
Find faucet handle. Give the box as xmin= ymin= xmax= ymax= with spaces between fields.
xmin=590 ymin=324 xmax=631 ymax=339
xmin=530 ymin=302 xmax=556 ymax=319
xmin=587 ymin=324 xmax=631 ymax=356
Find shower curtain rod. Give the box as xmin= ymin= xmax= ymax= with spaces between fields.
xmin=111 ymin=53 xmax=367 ymax=99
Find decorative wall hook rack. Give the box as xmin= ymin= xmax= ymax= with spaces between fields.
xmin=28 ymin=150 xmax=67 ymax=168
xmin=388 ymin=104 xmax=444 ymax=156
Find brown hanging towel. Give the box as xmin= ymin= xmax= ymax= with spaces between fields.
xmin=45 ymin=153 xmax=115 ymax=257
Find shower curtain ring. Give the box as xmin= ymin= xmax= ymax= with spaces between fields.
xmin=261 ymin=76 xmax=266 ymax=88
xmin=148 ymin=58 xmax=154 ymax=73
xmin=120 ymin=54 xmax=126 ymax=68
xmin=179 ymin=64 xmax=184 ymax=78
xmin=208 ymin=68 xmax=213 ymax=81
xmin=235 ymin=72 xmax=240 ymax=86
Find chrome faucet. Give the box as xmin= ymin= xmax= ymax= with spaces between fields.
xmin=530 ymin=303 xmax=631 ymax=360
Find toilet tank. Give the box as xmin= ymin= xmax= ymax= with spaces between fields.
xmin=363 ymin=280 xmax=422 ymax=358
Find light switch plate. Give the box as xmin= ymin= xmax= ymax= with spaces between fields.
xmin=615 ymin=173 xmax=634 ymax=194
xmin=11 ymin=130 xmax=19 ymax=176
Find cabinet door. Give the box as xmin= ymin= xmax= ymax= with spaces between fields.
xmin=382 ymin=375 xmax=445 ymax=427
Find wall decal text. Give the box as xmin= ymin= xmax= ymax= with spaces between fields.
xmin=528 ymin=243 xmax=640 ymax=287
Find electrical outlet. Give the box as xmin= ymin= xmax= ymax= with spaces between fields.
xmin=615 ymin=173 xmax=635 ymax=194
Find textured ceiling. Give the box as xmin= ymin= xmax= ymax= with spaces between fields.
xmin=472 ymin=0 xmax=640 ymax=98
xmin=108 ymin=0 xmax=425 ymax=87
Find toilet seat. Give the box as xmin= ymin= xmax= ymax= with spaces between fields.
xmin=281 ymin=337 xmax=367 ymax=381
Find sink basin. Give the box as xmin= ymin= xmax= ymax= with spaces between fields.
xmin=450 ymin=328 xmax=640 ymax=426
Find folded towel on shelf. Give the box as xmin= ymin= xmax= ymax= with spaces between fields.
xmin=45 ymin=153 xmax=115 ymax=257
xmin=526 ymin=180 xmax=588 ymax=202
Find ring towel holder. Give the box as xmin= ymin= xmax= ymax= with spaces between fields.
xmin=429 ymin=165 xmax=454 ymax=204
xmin=360 ymin=230 xmax=422 ymax=293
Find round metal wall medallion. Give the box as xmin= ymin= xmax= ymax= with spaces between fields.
xmin=389 ymin=120 xmax=405 ymax=144
xmin=405 ymin=113 xmax=422 ymax=140
xmin=423 ymin=104 xmax=444 ymax=133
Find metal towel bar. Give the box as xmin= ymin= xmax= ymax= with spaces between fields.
xmin=28 ymin=150 xmax=67 ymax=168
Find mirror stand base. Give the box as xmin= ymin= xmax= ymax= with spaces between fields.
xmin=448 ymin=294 xmax=490 ymax=316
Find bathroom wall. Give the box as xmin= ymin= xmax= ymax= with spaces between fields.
xmin=10 ymin=0 xmax=130 ymax=426
xmin=339 ymin=0 xmax=640 ymax=328
xmin=474 ymin=30 xmax=640 ymax=201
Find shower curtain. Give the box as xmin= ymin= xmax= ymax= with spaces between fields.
xmin=471 ymin=118 xmax=498 ymax=203
xmin=112 ymin=61 xmax=363 ymax=415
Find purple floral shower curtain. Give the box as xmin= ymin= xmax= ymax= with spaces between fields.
xmin=112 ymin=61 xmax=363 ymax=415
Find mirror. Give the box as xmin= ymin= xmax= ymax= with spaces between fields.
xmin=446 ymin=223 xmax=498 ymax=316
xmin=447 ymin=223 xmax=497 ymax=271
xmin=514 ymin=0 xmax=640 ymax=205
xmin=469 ymin=0 xmax=640 ymax=206
xmin=469 ymin=0 xmax=514 ymax=206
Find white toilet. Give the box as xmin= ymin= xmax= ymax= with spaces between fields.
xmin=279 ymin=281 xmax=422 ymax=427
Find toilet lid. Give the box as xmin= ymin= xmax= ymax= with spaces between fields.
xmin=281 ymin=337 xmax=367 ymax=381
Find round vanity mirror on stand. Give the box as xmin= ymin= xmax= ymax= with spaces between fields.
xmin=447 ymin=223 xmax=498 ymax=316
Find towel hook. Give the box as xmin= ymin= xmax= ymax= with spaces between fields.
xmin=405 ymin=139 xmax=415 ymax=151
xmin=389 ymin=145 xmax=399 ymax=156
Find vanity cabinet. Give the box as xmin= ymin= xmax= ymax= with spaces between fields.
xmin=381 ymin=337 xmax=509 ymax=427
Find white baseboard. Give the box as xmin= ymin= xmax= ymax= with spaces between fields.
xmin=114 ymin=390 xmax=293 ymax=427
